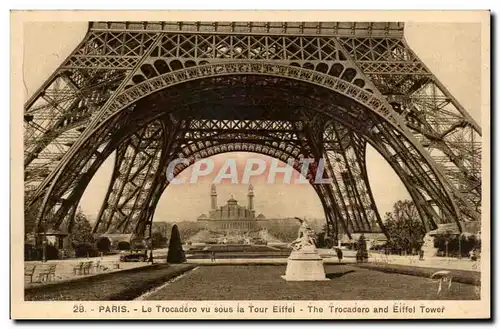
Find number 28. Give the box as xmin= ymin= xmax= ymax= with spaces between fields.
xmin=73 ymin=304 xmax=85 ymax=313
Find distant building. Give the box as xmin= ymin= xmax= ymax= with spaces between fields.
xmin=152 ymin=221 xmax=169 ymax=235
xmin=197 ymin=184 xmax=268 ymax=232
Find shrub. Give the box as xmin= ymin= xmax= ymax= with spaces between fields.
xmin=25 ymin=244 xmax=36 ymax=261
xmin=46 ymin=245 xmax=60 ymax=260
xmin=96 ymin=237 xmax=111 ymax=252
xmin=27 ymin=244 xmax=60 ymax=261
xmin=167 ymin=225 xmax=186 ymax=264
xmin=117 ymin=241 xmax=131 ymax=251
xmin=74 ymin=243 xmax=99 ymax=258
xmin=151 ymin=232 xmax=168 ymax=249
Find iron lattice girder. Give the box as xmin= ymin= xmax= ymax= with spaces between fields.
xmin=94 ymin=135 xmax=309 ymax=236
xmin=23 ymin=26 xmax=419 ymax=197
xmin=338 ymin=37 xmax=429 ymax=74
xmin=91 ymin=115 xmax=450 ymax=237
xmin=97 ymin=121 xmax=164 ymax=234
xmin=337 ymin=36 xmax=481 ymax=206
xmin=24 ymin=21 xmax=482 ymax=238
xmin=77 ymin=109 xmax=372 ymax=236
xmin=23 ymin=30 xmax=161 ymax=190
xmin=290 ymin=117 xmax=382 ymax=235
xmin=27 ymin=71 xmax=472 ymax=234
xmin=27 ymin=71 xmax=389 ymax=205
xmin=118 ymin=74 xmax=471 ymax=222
xmin=95 ymin=125 xmax=373 ymax=237
xmin=23 ymin=73 xmax=124 ymax=192
xmin=323 ymin=124 xmax=381 ymax=233
xmin=366 ymin=122 xmax=456 ymax=225
xmin=34 ymin=111 xmax=463 ymax=237
xmin=94 ymin=117 xmax=183 ymax=235
xmin=33 ymin=107 xmax=155 ymax=231
xmin=178 ymin=119 xmax=332 ymax=146
xmin=89 ymin=21 xmax=405 ymax=37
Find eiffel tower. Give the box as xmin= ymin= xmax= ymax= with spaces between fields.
xmin=24 ymin=21 xmax=481 ymax=242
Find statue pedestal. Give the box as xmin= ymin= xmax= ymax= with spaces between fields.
xmin=421 ymin=233 xmax=438 ymax=257
xmin=282 ymin=247 xmax=329 ymax=281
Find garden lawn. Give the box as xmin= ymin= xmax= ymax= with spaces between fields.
xmin=355 ymin=262 xmax=481 ymax=285
xmin=143 ymin=264 xmax=480 ymax=300
xmin=25 ymin=264 xmax=195 ymax=301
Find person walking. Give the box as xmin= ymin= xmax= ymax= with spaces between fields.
xmin=336 ymin=248 xmax=343 ymax=263
xmin=210 ymin=250 xmax=216 ymax=263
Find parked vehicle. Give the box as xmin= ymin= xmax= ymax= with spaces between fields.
xmin=119 ymin=249 xmax=148 ymax=262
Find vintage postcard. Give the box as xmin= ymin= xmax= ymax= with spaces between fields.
xmin=11 ymin=10 xmax=490 ymax=320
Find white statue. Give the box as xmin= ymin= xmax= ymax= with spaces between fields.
xmin=421 ymin=232 xmax=438 ymax=257
xmin=282 ymin=217 xmax=328 ymax=281
xmin=289 ymin=217 xmax=317 ymax=251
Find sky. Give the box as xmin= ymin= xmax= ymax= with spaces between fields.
xmin=22 ymin=22 xmax=481 ymax=223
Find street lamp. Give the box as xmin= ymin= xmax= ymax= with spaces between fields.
xmin=41 ymin=238 xmax=47 ymax=263
xmin=41 ymin=217 xmax=48 ymax=263
xmin=458 ymin=234 xmax=462 ymax=259
xmin=148 ymin=221 xmax=154 ymax=264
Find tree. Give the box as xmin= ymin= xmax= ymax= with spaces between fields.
xmin=384 ymin=200 xmax=426 ymax=254
xmin=24 ymin=206 xmax=38 ymax=241
xmin=70 ymin=210 xmax=94 ymax=246
xmin=74 ymin=243 xmax=99 ymax=258
xmin=318 ymin=223 xmax=336 ymax=248
xmin=264 ymin=219 xmax=301 ymax=243
xmin=434 ymin=233 xmax=480 ymax=257
xmin=315 ymin=231 xmax=326 ymax=248
xmin=315 ymin=224 xmax=332 ymax=248
xmin=151 ymin=231 xmax=168 ymax=249
xmin=25 ymin=203 xmax=58 ymax=239
xmin=166 ymin=225 xmax=186 ymax=263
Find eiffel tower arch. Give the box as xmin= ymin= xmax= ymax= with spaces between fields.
xmin=24 ymin=21 xmax=481 ymax=242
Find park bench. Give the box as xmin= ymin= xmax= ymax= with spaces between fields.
xmin=93 ymin=260 xmax=102 ymax=274
xmin=46 ymin=264 xmax=57 ymax=282
xmin=93 ymin=260 xmax=111 ymax=273
xmin=37 ymin=264 xmax=57 ymax=283
xmin=72 ymin=262 xmax=84 ymax=275
xmin=82 ymin=261 xmax=93 ymax=275
xmin=111 ymin=262 xmax=120 ymax=270
xmin=24 ymin=264 xmax=37 ymax=283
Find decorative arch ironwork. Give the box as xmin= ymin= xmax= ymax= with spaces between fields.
xmin=24 ymin=21 xmax=482 ymax=243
